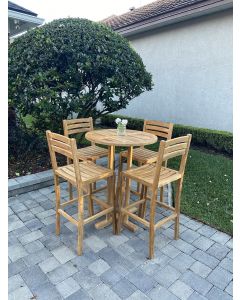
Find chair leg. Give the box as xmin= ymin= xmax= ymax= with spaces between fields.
xmin=93 ymin=160 xmax=97 ymax=191
xmin=54 ymin=175 xmax=61 ymax=235
xmin=68 ymin=182 xmax=73 ymax=200
xmin=174 ymin=179 xmax=183 ymax=240
xmin=160 ymin=186 xmax=164 ymax=203
xmin=109 ymin=176 xmax=116 ymax=234
xmin=88 ymin=184 xmax=94 ymax=217
xmin=140 ymin=186 xmax=148 ymax=219
xmin=77 ymin=188 xmax=84 ymax=256
xmin=136 ymin=161 xmax=142 ymax=194
xmin=149 ymin=189 xmax=157 ymax=259
xmin=117 ymin=174 xmax=125 ymax=235
xmin=138 ymin=185 xmax=145 ymax=217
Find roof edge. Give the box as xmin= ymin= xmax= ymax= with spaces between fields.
xmin=115 ymin=0 xmax=233 ymax=37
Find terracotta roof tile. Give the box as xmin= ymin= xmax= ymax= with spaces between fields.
xmin=102 ymin=0 xmax=209 ymax=30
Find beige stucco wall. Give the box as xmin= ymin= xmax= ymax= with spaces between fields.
xmin=118 ymin=9 xmax=233 ymax=132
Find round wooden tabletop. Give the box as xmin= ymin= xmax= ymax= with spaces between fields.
xmin=85 ymin=129 xmax=157 ymax=147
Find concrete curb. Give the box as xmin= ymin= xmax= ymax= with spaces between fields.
xmin=8 ymin=169 xmax=54 ymax=197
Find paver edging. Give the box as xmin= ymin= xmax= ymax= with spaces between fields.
xmin=8 ymin=170 xmax=54 ymax=197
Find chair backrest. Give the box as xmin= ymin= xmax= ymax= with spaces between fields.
xmin=46 ymin=130 xmax=82 ymax=184
xmin=153 ymin=134 xmax=192 ymax=187
xmin=63 ymin=117 xmax=94 ymax=136
xmin=143 ymin=120 xmax=173 ymax=140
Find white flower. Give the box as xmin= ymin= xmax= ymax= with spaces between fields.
xmin=115 ymin=118 xmax=121 ymax=124
xmin=122 ymin=119 xmax=128 ymax=125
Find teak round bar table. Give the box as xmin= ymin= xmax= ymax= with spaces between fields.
xmin=85 ymin=129 xmax=158 ymax=232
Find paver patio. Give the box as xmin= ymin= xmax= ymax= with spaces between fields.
xmin=8 ymin=161 xmax=233 ymax=300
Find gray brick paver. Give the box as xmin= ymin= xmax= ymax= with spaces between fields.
xmin=8 ymin=186 xmax=233 ymax=300
xmin=192 ymin=236 xmax=214 ymax=251
xmin=8 ymin=274 xmax=25 ymax=293
xmin=21 ymin=265 xmax=49 ymax=290
xmin=88 ymin=258 xmax=110 ymax=276
xmin=207 ymin=266 xmax=233 ymax=290
xmin=219 ymin=257 xmax=233 ymax=273
xmin=9 ymin=285 xmax=33 ymax=300
xmin=190 ymin=261 xmax=212 ymax=278
xmin=126 ymin=290 xmax=150 ymax=300
xmin=88 ymin=283 xmax=121 ymax=300
xmin=47 ymin=262 xmax=78 ymax=285
xmin=207 ymin=243 xmax=230 ymax=260
xmin=126 ymin=268 xmax=157 ymax=293
xmin=148 ymin=285 xmax=179 ymax=300
xmin=8 ymin=259 xmax=28 ymax=277
xmin=170 ymin=252 xmax=195 ymax=273
xmin=112 ymin=278 xmax=137 ymax=298
xmin=225 ymin=281 xmax=233 ymax=296
xmin=191 ymin=249 xmax=219 ymax=269
xmin=206 ymin=286 xmax=232 ymax=300
xmin=180 ymin=270 xmax=212 ymax=296
xmin=73 ymin=268 xmax=102 ymax=290
xmin=169 ymin=279 xmax=194 ymax=300
xmin=31 ymin=282 xmax=62 ymax=300
xmin=210 ymin=231 xmax=231 ymax=245
xmin=39 ymin=256 xmax=61 ymax=273
xmin=65 ymin=289 xmax=91 ymax=300
xmin=9 ymin=243 xmax=28 ymax=262
xmin=52 ymin=245 xmax=76 ymax=264
xmin=154 ymin=265 xmax=181 ymax=288
xmin=18 ymin=229 xmax=44 ymax=245
xmin=56 ymin=277 xmax=80 ymax=298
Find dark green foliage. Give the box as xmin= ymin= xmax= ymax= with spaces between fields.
xmin=8 ymin=18 xmax=152 ymax=133
xmin=101 ymin=114 xmax=233 ymax=155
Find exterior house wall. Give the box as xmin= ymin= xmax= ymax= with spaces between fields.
xmin=117 ymin=9 xmax=233 ymax=132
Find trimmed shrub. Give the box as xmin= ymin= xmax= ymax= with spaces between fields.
xmin=101 ymin=114 xmax=233 ymax=155
xmin=8 ymin=18 xmax=152 ymax=134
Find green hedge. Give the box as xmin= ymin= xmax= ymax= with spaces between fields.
xmin=101 ymin=114 xmax=233 ymax=155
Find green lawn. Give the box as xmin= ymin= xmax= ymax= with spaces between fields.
xmin=145 ymin=142 xmax=233 ymax=235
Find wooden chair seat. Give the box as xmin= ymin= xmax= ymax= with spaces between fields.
xmin=56 ymin=161 xmax=113 ymax=185
xmin=77 ymin=145 xmax=108 ymax=161
xmin=121 ymin=147 xmax=158 ymax=164
xmin=123 ymin=164 xmax=181 ymax=187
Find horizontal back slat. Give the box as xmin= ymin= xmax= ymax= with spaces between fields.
xmin=166 ymin=136 xmax=189 ymax=146
xmin=144 ymin=129 xmax=169 ymax=139
xmin=64 ymin=118 xmax=91 ymax=125
xmin=145 ymin=120 xmax=172 ymax=128
xmin=51 ymin=139 xmax=72 ymax=151
xmin=164 ymin=143 xmax=188 ymax=154
xmin=163 ymin=149 xmax=186 ymax=161
xmin=144 ymin=120 xmax=173 ymax=140
xmin=52 ymin=145 xmax=73 ymax=159
xmin=67 ymin=123 xmax=92 ymax=130
xmin=51 ymin=132 xmax=70 ymax=144
xmin=145 ymin=124 xmax=170 ymax=134
xmin=68 ymin=128 xmax=92 ymax=135
xmin=64 ymin=117 xmax=93 ymax=136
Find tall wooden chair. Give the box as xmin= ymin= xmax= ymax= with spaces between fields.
xmin=63 ymin=117 xmax=109 ymax=200
xmin=63 ymin=117 xmax=108 ymax=161
xmin=118 ymin=120 xmax=173 ymax=201
xmin=117 ymin=134 xmax=192 ymax=259
xmin=46 ymin=130 xmax=115 ymax=255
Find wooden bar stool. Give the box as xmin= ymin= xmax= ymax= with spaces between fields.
xmin=46 ymin=130 xmax=116 ymax=255
xmin=118 ymin=120 xmax=173 ymax=201
xmin=117 ymin=134 xmax=192 ymax=259
xmin=63 ymin=117 xmax=109 ymax=201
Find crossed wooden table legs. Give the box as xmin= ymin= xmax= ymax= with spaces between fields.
xmin=94 ymin=145 xmax=138 ymax=233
